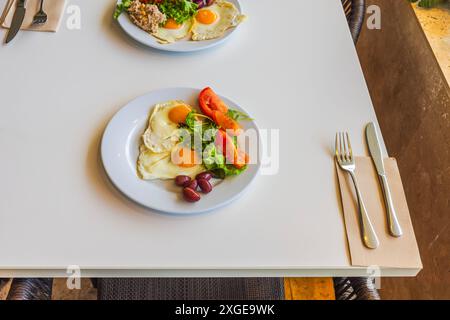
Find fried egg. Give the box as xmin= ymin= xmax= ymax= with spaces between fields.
xmin=191 ymin=1 xmax=246 ymax=41
xmin=137 ymin=144 xmax=204 ymax=180
xmin=153 ymin=18 xmax=193 ymax=44
xmin=142 ymin=100 xmax=192 ymax=153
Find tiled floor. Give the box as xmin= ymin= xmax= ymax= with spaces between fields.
xmin=0 ymin=280 xmax=11 ymax=299
xmin=51 ymin=279 xmax=97 ymax=300
xmin=412 ymin=3 xmax=450 ymax=84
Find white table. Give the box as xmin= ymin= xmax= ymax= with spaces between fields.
xmin=0 ymin=0 xmax=420 ymax=277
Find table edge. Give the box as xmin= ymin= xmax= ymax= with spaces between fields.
xmin=0 ymin=268 xmax=421 ymax=278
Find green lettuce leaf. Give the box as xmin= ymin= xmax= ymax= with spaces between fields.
xmin=114 ymin=0 xmax=133 ymax=19
xmin=227 ymin=109 xmax=253 ymax=122
xmin=159 ymin=0 xmax=198 ymax=24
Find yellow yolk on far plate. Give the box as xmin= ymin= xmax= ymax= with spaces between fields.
xmin=196 ymin=10 xmax=217 ymax=25
xmin=164 ymin=18 xmax=182 ymax=29
xmin=191 ymin=2 xmax=245 ymax=41
xmin=154 ymin=18 xmax=192 ymax=43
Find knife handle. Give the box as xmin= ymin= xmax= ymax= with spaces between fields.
xmin=380 ymin=174 xmax=403 ymax=237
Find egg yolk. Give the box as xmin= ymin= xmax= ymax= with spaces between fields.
xmin=164 ymin=18 xmax=182 ymax=29
xmin=172 ymin=148 xmax=199 ymax=168
xmin=195 ymin=10 xmax=217 ymax=25
xmin=168 ymin=105 xmax=191 ymax=124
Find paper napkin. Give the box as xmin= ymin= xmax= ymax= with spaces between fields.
xmin=335 ymin=157 xmax=422 ymax=268
xmin=1 ymin=0 xmax=67 ymax=32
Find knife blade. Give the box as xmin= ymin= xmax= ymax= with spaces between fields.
xmin=366 ymin=122 xmax=403 ymax=237
xmin=5 ymin=0 xmax=26 ymax=44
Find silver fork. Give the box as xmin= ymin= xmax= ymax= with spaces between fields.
xmin=32 ymin=0 xmax=47 ymax=25
xmin=335 ymin=132 xmax=379 ymax=249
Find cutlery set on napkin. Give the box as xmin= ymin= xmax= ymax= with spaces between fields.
xmin=1 ymin=0 xmax=66 ymax=43
xmin=335 ymin=122 xmax=421 ymax=268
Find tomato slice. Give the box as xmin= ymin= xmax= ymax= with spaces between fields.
xmin=199 ymin=87 xmax=228 ymax=118
xmin=215 ymin=129 xmax=236 ymax=165
xmin=215 ymin=130 xmax=250 ymax=169
xmin=212 ymin=111 xmax=241 ymax=136
xmin=234 ymin=149 xmax=249 ymax=169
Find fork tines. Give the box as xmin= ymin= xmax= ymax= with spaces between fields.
xmin=335 ymin=132 xmax=353 ymax=163
xmin=32 ymin=14 xmax=47 ymax=25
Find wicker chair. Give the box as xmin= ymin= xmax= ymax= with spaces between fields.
xmin=334 ymin=277 xmax=380 ymax=300
xmin=342 ymin=0 xmax=366 ymax=43
xmin=94 ymin=277 xmax=380 ymax=300
xmin=4 ymin=278 xmax=53 ymax=300
xmin=4 ymin=276 xmax=379 ymax=300
xmin=3 ymin=0 xmax=371 ymax=301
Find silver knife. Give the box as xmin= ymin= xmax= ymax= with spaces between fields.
xmin=5 ymin=0 xmax=26 ymax=44
xmin=366 ymin=122 xmax=403 ymax=237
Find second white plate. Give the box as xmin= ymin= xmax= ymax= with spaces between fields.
xmin=116 ymin=0 xmax=244 ymax=53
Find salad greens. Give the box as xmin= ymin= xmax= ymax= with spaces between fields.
xmin=180 ymin=112 xmax=247 ymax=178
xmin=159 ymin=0 xmax=198 ymax=24
xmin=227 ymin=108 xmax=253 ymax=122
xmin=114 ymin=0 xmax=198 ymax=24
xmin=203 ymin=144 xmax=247 ymax=179
xmin=181 ymin=111 xmax=217 ymax=151
xmin=114 ymin=0 xmax=133 ymax=19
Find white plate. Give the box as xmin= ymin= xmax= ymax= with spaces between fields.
xmin=116 ymin=0 xmax=244 ymax=53
xmin=101 ymin=87 xmax=261 ymax=214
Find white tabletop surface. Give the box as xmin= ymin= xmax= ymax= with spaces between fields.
xmin=0 ymin=0 xmax=419 ymax=277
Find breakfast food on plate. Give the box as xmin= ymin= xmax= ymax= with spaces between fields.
xmin=153 ymin=18 xmax=193 ymax=43
xmin=191 ymin=1 xmax=245 ymax=41
xmin=142 ymin=100 xmax=189 ymax=153
xmin=137 ymin=144 xmax=204 ymax=180
xmin=137 ymin=87 xmax=252 ymax=202
xmin=127 ymin=1 xmax=166 ymax=34
xmin=114 ymin=0 xmax=246 ymax=44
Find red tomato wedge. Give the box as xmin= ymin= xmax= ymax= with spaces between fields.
xmin=234 ymin=149 xmax=250 ymax=169
xmin=199 ymin=87 xmax=228 ymax=118
xmin=215 ymin=130 xmax=250 ymax=169
xmin=212 ymin=111 xmax=241 ymax=136
xmin=215 ymin=130 xmax=235 ymax=165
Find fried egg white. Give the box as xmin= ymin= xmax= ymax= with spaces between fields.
xmin=153 ymin=18 xmax=193 ymax=44
xmin=142 ymin=100 xmax=191 ymax=153
xmin=191 ymin=1 xmax=246 ymax=41
xmin=137 ymin=144 xmax=204 ymax=180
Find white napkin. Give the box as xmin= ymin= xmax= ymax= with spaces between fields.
xmin=1 ymin=0 xmax=67 ymax=32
